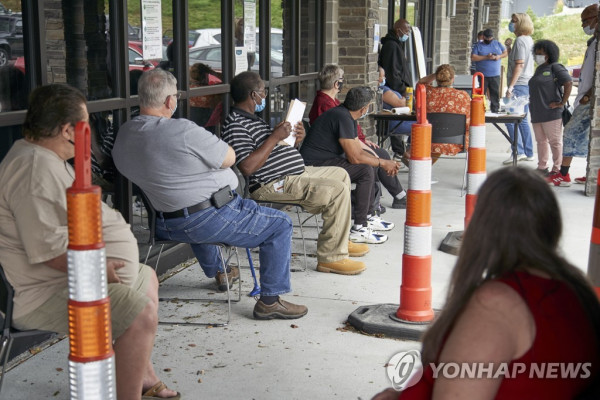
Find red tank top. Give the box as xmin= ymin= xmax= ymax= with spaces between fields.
xmin=399 ymin=271 xmax=599 ymax=399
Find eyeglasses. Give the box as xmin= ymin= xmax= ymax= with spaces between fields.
xmin=254 ymin=88 xmax=269 ymax=97
xmin=165 ymin=92 xmax=181 ymax=104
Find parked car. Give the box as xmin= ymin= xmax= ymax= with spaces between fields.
xmin=188 ymin=44 xmax=283 ymax=77
xmin=12 ymin=43 xmax=162 ymax=75
xmin=0 ymin=12 xmax=23 ymax=67
xmin=0 ymin=3 xmax=7 ymax=14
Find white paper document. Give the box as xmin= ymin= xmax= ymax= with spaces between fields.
xmin=282 ymin=99 xmax=306 ymax=146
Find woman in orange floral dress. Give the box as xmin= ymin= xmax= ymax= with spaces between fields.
xmin=417 ymin=64 xmax=471 ymax=159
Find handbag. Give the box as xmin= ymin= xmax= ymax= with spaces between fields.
xmin=561 ymin=104 xmax=572 ymax=126
xmin=551 ymin=63 xmax=571 ymax=126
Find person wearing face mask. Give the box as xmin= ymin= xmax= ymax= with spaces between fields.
xmin=471 ymin=29 xmax=507 ymax=113
xmin=222 ymin=71 xmax=369 ymax=275
xmin=113 ymin=69 xmax=309 ymax=319
xmin=301 ymin=87 xmax=399 ymax=244
xmin=528 ymin=40 xmax=572 ymax=177
xmin=547 ymin=4 xmax=598 ymax=187
xmin=503 ymin=12 xmax=535 ymax=165
xmin=378 ymin=18 xmax=413 ymax=98
xmin=309 ymin=64 xmax=408 ymax=211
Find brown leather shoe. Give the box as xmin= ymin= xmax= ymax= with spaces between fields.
xmin=348 ymin=241 xmax=369 ymax=257
xmin=253 ymin=298 xmax=308 ymax=320
xmin=215 ymin=266 xmax=240 ymax=291
xmin=317 ymin=258 xmax=366 ymax=275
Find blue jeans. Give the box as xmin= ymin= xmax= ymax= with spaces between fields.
xmin=155 ymin=193 xmax=293 ymax=296
xmin=505 ymin=85 xmax=534 ymax=157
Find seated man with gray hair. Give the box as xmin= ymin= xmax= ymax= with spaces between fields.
xmin=112 ymin=68 xmax=307 ymax=320
xmin=300 ymin=87 xmax=400 ymax=245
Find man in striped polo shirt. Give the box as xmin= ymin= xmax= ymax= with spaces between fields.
xmin=222 ymin=71 xmax=368 ymax=275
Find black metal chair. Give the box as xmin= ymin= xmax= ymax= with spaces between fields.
xmin=0 ymin=263 xmax=56 ymax=395
xmin=233 ymin=167 xmax=320 ymax=273
xmin=428 ymin=112 xmax=468 ymax=193
xmin=138 ymin=190 xmax=242 ymax=327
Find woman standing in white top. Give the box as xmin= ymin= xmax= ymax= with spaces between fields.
xmin=503 ymin=13 xmax=535 ymax=165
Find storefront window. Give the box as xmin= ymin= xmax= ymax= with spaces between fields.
xmin=0 ymin=2 xmax=27 ymax=113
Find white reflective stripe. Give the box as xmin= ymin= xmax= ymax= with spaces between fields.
xmin=69 ymin=358 xmax=116 ymax=400
xmin=469 ymin=126 xmax=486 ymax=148
xmin=404 ymin=225 xmax=432 ymax=256
xmin=467 ymin=172 xmax=487 ymax=195
xmin=68 ymin=249 xmax=107 ymax=301
xmin=408 ymin=159 xmax=432 ymax=190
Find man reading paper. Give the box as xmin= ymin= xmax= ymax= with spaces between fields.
xmin=222 ymin=71 xmax=368 ymax=275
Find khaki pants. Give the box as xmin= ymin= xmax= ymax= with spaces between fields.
xmin=251 ymin=166 xmax=351 ymax=263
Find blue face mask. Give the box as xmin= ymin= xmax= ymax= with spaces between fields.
xmin=254 ymin=95 xmax=266 ymax=113
xmin=508 ymin=22 xmax=515 ymax=33
xmin=400 ymin=34 xmax=409 ymax=42
xmin=380 ymin=78 xmax=386 ymax=87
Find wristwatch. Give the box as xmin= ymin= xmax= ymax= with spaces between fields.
xmin=583 ymin=95 xmax=590 ymax=102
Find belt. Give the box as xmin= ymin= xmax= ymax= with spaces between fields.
xmin=160 ymin=190 xmax=234 ymax=219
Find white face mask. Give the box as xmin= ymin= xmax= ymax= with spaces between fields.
xmin=584 ymin=25 xmax=595 ymax=35
xmin=534 ymin=55 xmax=546 ymax=65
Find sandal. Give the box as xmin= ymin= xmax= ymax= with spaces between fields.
xmin=142 ymin=381 xmax=181 ymax=400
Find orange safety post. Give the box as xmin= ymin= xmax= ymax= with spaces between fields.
xmin=472 ymin=72 xmax=486 ymax=110
xmin=465 ymin=75 xmax=487 ymax=228
xmin=66 ymin=121 xmax=116 ymax=399
xmin=396 ymin=84 xmax=434 ymax=322
xmin=588 ymin=170 xmax=600 ymax=298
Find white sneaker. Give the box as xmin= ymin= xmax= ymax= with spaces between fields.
xmin=502 ymin=154 xmax=527 ymax=165
xmin=350 ymin=226 xmax=388 ymax=244
xmin=367 ymin=215 xmax=395 ymax=231
xmin=132 ymin=200 xmax=147 ymax=217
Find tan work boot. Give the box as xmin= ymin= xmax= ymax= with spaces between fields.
xmin=317 ymin=258 xmax=366 ymax=275
xmin=348 ymin=241 xmax=369 ymax=257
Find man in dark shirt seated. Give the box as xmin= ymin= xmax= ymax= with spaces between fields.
xmin=222 ymin=71 xmax=367 ymax=275
xmin=300 ymin=87 xmax=399 ymax=244
xmin=112 ymin=68 xmax=307 ymax=320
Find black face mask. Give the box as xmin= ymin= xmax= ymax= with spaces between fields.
xmin=483 ymin=39 xmax=492 ymax=45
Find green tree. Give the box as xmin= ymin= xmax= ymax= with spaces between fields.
xmin=526 ymin=7 xmax=543 ymax=41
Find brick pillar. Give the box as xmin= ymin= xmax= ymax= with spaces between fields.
xmin=338 ymin=0 xmax=378 ymax=138
xmin=45 ymin=1 xmax=67 ymax=84
xmin=587 ymin=37 xmax=600 ymax=196
xmin=449 ymin=0 xmax=475 ymax=75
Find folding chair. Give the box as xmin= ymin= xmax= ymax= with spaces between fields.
xmin=0 ymin=264 xmax=55 ymax=395
xmin=428 ymin=112 xmax=468 ymax=194
xmin=138 ymin=190 xmax=242 ymax=327
xmin=233 ymin=167 xmax=320 ymax=272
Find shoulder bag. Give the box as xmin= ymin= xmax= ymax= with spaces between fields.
xmin=550 ymin=63 xmax=572 ymax=126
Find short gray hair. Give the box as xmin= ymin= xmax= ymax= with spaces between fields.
xmin=318 ymin=64 xmax=344 ymax=90
xmin=138 ymin=68 xmax=178 ymax=109
xmin=343 ymin=87 xmax=373 ymax=111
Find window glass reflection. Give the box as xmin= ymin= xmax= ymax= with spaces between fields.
xmin=187 ymin=1 xmax=222 ymax=130
xmin=0 ymin=5 xmax=27 ymax=113
xmin=300 ymin=0 xmax=318 ymax=74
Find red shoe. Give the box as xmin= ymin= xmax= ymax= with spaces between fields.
xmin=574 ymin=176 xmax=586 ymax=184
xmin=546 ymin=172 xmax=571 ymax=187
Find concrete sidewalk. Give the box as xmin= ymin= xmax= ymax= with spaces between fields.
xmin=1 ymin=122 xmax=594 ymax=399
